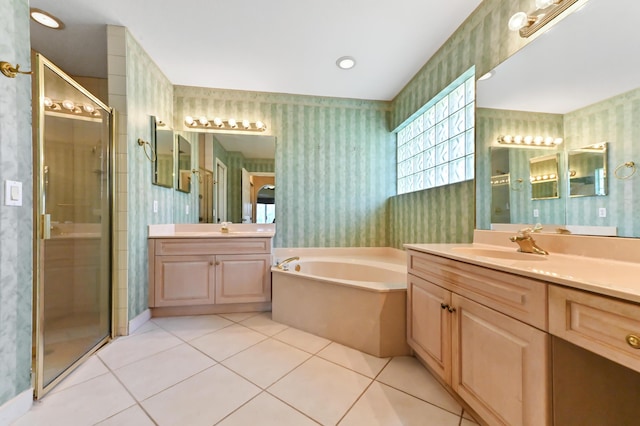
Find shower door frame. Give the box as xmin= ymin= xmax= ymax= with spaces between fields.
xmin=32 ymin=53 xmax=116 ymax=399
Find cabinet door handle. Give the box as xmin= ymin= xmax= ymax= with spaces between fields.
xmin=441 ymin=303 xmax=448 ymax=310
xmin=447 ymin=306 xmax=456 ymax=313
xmin=626 ymin=334 xmax=640 ymax=349
xmin=215 ymin=261 xmax=221 ymax=266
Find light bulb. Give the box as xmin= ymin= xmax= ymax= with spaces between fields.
xmin=535 ymin=0 xmax=555 ymax=9
xmin=514 ymin=135 xmax=523 ymax=144
xmin=336 ymin=56 xmax=356 ymax=70
xmin=83 ymin=104 xmax=95 ymax=113
xmin=61 ymin=99 xmax=75 ymax=110
xmin=198 ymin=116 xmax=208 ymax=125
xmin=554 ymin=138 xmax=563 ymax=145
xmin=185 ymin=116 xmax=194 ymax=125
xmin=508 ymin=12 xmax=530 ymax=31
xmin=242 ymin=120 xmax=250 ymax=129
xmin=544 ymin=137 xmax=554 ymax=145
xmin=256 ymin=121 xmax=265 ymax=130
xmin=534 ymin=136 xmax=544 ymax=145
xmin=524 ymin=136 xmax=533 ymax=144
xmin=502 ymin=135 xmax=513 ymax=143
xmin=43 ymin=97 xmax=53 ymax=107
xmin=228 ymin=118 xmax=237 ymax=128
xmin=213 ymin=117 xmax=223 ymax=127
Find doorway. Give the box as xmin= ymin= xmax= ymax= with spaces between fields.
xmin=32 ymin=54 xmax=113 ymax=398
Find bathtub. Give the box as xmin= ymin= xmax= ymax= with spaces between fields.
xmin=271 ymin=248 xmax=410 ymax=357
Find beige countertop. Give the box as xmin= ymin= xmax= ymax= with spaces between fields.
xmin=405 ymin=241 xmax=640 ymax=305
xmin=148 ymin=223 xmax=275 ymax=239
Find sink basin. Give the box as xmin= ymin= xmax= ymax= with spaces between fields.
xmin=452 ymin=247 xmax=548 ymax=261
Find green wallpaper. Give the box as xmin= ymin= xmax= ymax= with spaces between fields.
xmin=174 ymin=86 xmax=394 ymax=248
xmin=123 ymin=30 xmax=198 ymax=319
xmin=0 ymin=0 xmax=33 ymax=407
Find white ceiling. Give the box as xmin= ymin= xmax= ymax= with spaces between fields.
xmin=29 ymin=0 xmax=482 ymax=101
xmin=477 ymin=0 xmax=640 ymax=114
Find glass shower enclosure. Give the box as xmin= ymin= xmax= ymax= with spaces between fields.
xmin=32 ymin=53 xmax=113 ymax=398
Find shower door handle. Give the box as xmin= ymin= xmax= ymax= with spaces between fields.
xmin=41 ymin=214 xmax=51 ymax=240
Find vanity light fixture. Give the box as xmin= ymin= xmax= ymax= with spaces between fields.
xmin=508 ymin=0 xmax=584 ymax=38
xmin=43 ymin=97 xmax=101 ymax=120
xmin=336 ymin=56 xmax=356 ymax=70
xmin=30 ymin=8 xmax=65 ymax=29
xmin=184 ymin=116 xmax=267 ymax=132
xmin=497 ymin=135 xmax=563 ymax=147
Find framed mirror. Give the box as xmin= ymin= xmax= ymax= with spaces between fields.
xmin=476 ymin=0 xmax=640 ymax=237
xmin=568 ymin=143 xmax=608 ymax=197
xmin=529 ymin=154 xmax=559 ymax=200
xmin=176 ymin=135 xmax=192 ymax=193
xmin=152 ymin=116 xmax=174 ymax=188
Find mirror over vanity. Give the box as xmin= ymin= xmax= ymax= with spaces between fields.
xmin=476 ymin=0 xmax=640 ymax=237
xmin=193 ymin=132 xmax=276 ymax=224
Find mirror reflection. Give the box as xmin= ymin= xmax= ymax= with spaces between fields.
xmin=530 ymin=154 xmax=559 ymax=200
xmin=196 ymin=133 xmax=275 ymax=223
xmin=176 ymin=135 xmax=192 ymax=193
xmin=568 ymin=143 xmax=607 ymax=197
xmin=476 ymin=0 xmax=640 ymax=237
xmin=152 ymin=117 xmax=174 ymax=188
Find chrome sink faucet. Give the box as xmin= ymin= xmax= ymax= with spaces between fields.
xmin=509 ymin=227 xmax=549 ymax=255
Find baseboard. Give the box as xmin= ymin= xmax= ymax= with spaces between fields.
xmin=0 ymin=388 xmax=33 ymax=425
xmin=128 ymin=309 xmax=151 ymax=335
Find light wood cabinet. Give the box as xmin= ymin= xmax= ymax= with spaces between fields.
xmin=549 ymin=285 xmax=640 ymax=374
xmin=149 ymin=237 xmax=272 ymax=314
xmin=407 ymin=249 xmax=550 ymax=426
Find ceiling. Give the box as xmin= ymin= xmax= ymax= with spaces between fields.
xmin=477 ymin=0 xmax=640 ymax=114
xmin=29 ymin=0 xmax=482 ymax=101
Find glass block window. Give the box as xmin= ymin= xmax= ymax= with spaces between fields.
xmin=397 ymin=71 xmax=475 ymax=194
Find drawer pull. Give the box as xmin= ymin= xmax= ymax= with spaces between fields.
xmin=626 ymin=334 xmax=640 ymax=349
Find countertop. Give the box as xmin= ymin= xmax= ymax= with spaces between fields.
xmin=405 ymin=242 xmax=640 ymax=305
xmin=148 ymin=223 xmax=275 ymax=239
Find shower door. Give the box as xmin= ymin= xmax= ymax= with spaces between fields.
xmin=32 ymin=54 xmax=113 ymax=398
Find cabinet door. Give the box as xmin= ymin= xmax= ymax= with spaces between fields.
xmin=215 ymin=254 xmax=271 ymax=304
xmin=154 ymin=255 xmax=215 ymax=307
xmin=452 ymin=294 xmax=549 ymax=426
xmin=407 ymin=275 xmax=452 ymax=383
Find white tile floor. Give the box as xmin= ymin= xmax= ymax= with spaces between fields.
xmin=14 ymin=312 xmax=478 ymax=426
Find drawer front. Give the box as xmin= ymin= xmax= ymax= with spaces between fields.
xmin=408 ymin=250 xmax=547 ymax=330
xmin=154 ymin=238 xmax=271 ymax=256
xmin=549 ymin=285 xmax=640 ymax=374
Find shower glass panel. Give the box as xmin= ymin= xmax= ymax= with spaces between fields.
xmin=33 ymin=54 xmax=113 ymax=397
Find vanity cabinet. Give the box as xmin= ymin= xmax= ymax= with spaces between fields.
xmin=149 ymin=237 xmax=272 ymax=314
xmin=549 ymin=285 xmax=640 ymax=374
xmin=407 ymin=249 xmax=550 ymax=426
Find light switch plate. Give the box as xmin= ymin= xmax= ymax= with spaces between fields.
xmin=4 ymin=180 xmax=22 ymax=206
xmin=598 ymin=207 xmax=606 ymax=218
xmin=153 ymin=200 xmax=158 ymax=213
xmin=186 ymin=205 xmax=190 ymax=215
xmin=533 ymin=209 xmax=539 ymax=218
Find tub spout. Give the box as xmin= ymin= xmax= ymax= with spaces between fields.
xmin=276 ymin=256 xmax=299 ymax=270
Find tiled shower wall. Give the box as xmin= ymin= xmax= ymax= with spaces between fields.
xmin=0 ymin=0 xmax=33 ymax=408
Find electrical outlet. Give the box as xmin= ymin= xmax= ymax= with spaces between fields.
xmin=598 ymin=207 xmax=606 ymax=218
xmin=533 ymin=209 xmax=539 ymax=218
xmin=153 ymin=200 xmax=158 ymax=213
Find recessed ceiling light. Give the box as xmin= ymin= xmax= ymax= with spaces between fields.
xmin=30 ymin=8 xmax=64 ymax=29
xmin=336 ymin=56 xmax=356 ymax=70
